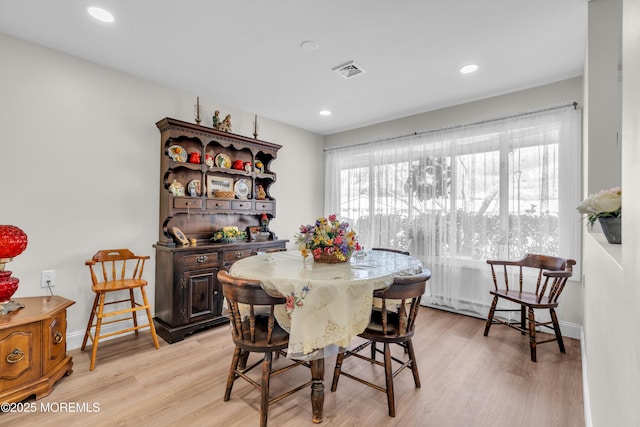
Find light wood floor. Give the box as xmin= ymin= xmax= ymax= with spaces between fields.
xmin=1 ymin=307 xmax=583 ymax=427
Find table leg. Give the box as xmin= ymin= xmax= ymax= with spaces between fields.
xmin=310 ymin=358 xmax=324 ymax=423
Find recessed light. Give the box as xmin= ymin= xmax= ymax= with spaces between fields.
xmin=300 ymin=40 xmax=319 ymax=52
xmin=319 ymin=110 xmax=331 ymax=116
xmin=87 ymin=6 xmax=114 ymax=23
xmin=460 ymin=64 xmax=479 ymax=74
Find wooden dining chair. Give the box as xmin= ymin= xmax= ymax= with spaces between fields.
xmin=370 ymin=247 xmax=410 ymax=357
xmin=82 ymin=249 xmax=160 ymax=371
xmin=218 ymin=270 xmax=311 ymax=427
xmin=484 ymin=253 xmax=576 ymax=362
xmin=331 ymin=269 xmax=431 ymax=417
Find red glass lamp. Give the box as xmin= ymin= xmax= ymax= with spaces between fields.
xmin=0 ymin=225 xmax=28 ymax=314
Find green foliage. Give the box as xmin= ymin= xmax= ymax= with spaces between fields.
xmin=354 ymin=212 xmax=559 ymax=260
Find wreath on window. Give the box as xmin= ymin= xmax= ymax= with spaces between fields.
xmin=404 ymin=157 xmax=451 ymax=201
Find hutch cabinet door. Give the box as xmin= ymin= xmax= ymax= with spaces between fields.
xmin=184 ymin=269 xmax=221 ymax=323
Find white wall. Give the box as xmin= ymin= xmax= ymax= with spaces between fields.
xmin=581 ymin=1 xmax=640 ymax=426
xmin=586 ymin=0 xmax=622 ymax=194
xmin=620 ymin=0 xmax=640 ymax=422
xmin=325 ymin=77 xmax=583 ymax=149
xmin=0 ymin=33 xmax=324 ymax=347
xmin=324 ymin=77 xmax=585 ymax=331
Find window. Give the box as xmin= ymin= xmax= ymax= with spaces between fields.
xmin=325 ymin=105 xmax=581 ymax=315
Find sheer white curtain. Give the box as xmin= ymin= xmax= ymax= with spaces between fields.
xmin=325 ymin=105 xmax=581 ymax=316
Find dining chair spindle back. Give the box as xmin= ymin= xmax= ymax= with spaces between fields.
xmin=331 ymin=269 xmax=431 ymax=417
xmin=218 ymin=270 xmax=311 ymax=427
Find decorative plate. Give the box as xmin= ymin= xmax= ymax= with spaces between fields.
xmin=168 ymin=179 xmax=185 ymax=196
xmin=187 ymin=179 xmax=201 ymax=197
xmin=168 ymin=145 xmax=188 ymax=162
xmin=214 ymin=153 xmax=231 ymax=168
xmin=234 ymin=179 xmax=251 ymax=199
xmin=171 ymin=227 xmax=190 ymax=245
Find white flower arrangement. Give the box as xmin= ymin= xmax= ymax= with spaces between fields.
xmin=576 ymin=187 xmax=621 ymax=226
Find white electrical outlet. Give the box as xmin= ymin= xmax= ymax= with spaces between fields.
xmin=41 ymin=270 xmax=56 ymax=288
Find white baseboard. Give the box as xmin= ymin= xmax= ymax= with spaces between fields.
xmin=581 ymin=327 xmax=592 ymax=427
xmin=67 ymin=314 xmax=152 ymax=351
xmin=423 ymin=303 xmax=582 ymax=340
xmin=559 ymin=320 xmax=581 ymax=340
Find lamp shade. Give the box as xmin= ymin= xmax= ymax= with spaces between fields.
xmin=0 ymin=226 xmax=28 ymax=307
xmin=0 ymin=271 xmax=18 ymax=302
xmin=0 ymin=225 xmax=28 ymax=260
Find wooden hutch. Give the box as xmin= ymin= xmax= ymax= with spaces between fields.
xmin=153 ymin=118 xmax=287 ymax=343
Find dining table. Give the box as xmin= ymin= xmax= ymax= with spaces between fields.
xmin=229 ymin=249 xmax=424 ymax=424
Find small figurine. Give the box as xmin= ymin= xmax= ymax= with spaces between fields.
xmin=255 ymin=160 xmax=264 ymax=173
xmin=212 ymin=110 xmax=220 ymax=129
xmin=256 ymin=185 xmax=266 ymax=200
xmin=260 ymin=213 xmax=270 ymax=229
xmin=220 ymin=114 xmax=232 ymax=132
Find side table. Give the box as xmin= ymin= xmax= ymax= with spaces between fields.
xmin=0 ymin=296 xmax=75 ymax=403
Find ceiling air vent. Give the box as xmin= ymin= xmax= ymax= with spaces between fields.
xmin=333 ymin=61 xmax=366 ymax=79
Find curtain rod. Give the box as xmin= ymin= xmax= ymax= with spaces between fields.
xmin=324 ymin=101 xmax=578 ymax=152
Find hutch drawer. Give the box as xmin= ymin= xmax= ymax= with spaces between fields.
xmin=174 ymin=198 xmax=203 ymax=209
xmin=255 ymin=201 xmax=274 ymax=212
xmin=223 ymin=249 xmax=253 ymax=263
xmin=183 ymin=252 xmax=219 ymax=269
xmin=206 ymin=199 xmax=231 ymax=210
xmin=230 ymin=200 xmax=252 ymax=210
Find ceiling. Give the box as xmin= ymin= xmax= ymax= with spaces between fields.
xmin=0 ymin=1 xmax=588 ymax=136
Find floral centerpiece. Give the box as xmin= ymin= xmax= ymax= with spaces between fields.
xmin=211 ymin=226 xmax=247 ymax=243
xmin=295 ymin=214 xmax=361 ymax=263
xmin=576 ymin=187 xmax=621 ymax=244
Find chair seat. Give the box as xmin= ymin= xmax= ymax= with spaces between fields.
xmin=92 ymin=278 xmax=147 ymax=292
xmin=235 ymin=315 xmax=290 ymax=352
xmin=359 ymin=310 xmax=415 ymax=343
xmin=489 ymin=289 xmax=557 ymax=309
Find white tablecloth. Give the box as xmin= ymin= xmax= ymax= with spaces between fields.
xmin=229 ymin=250 xmax=423 ymax=358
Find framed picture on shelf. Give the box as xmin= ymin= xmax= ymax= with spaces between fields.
xmin=207 ymin=176 xmax=234 ymax=198
xmin=171 ymin=227 xmax=190 ymax=245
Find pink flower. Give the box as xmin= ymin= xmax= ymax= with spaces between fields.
xmin=328 ymin=214 xmax=337 ymax=222
xmin=285 ymin=296 xmax=295 ymax=312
